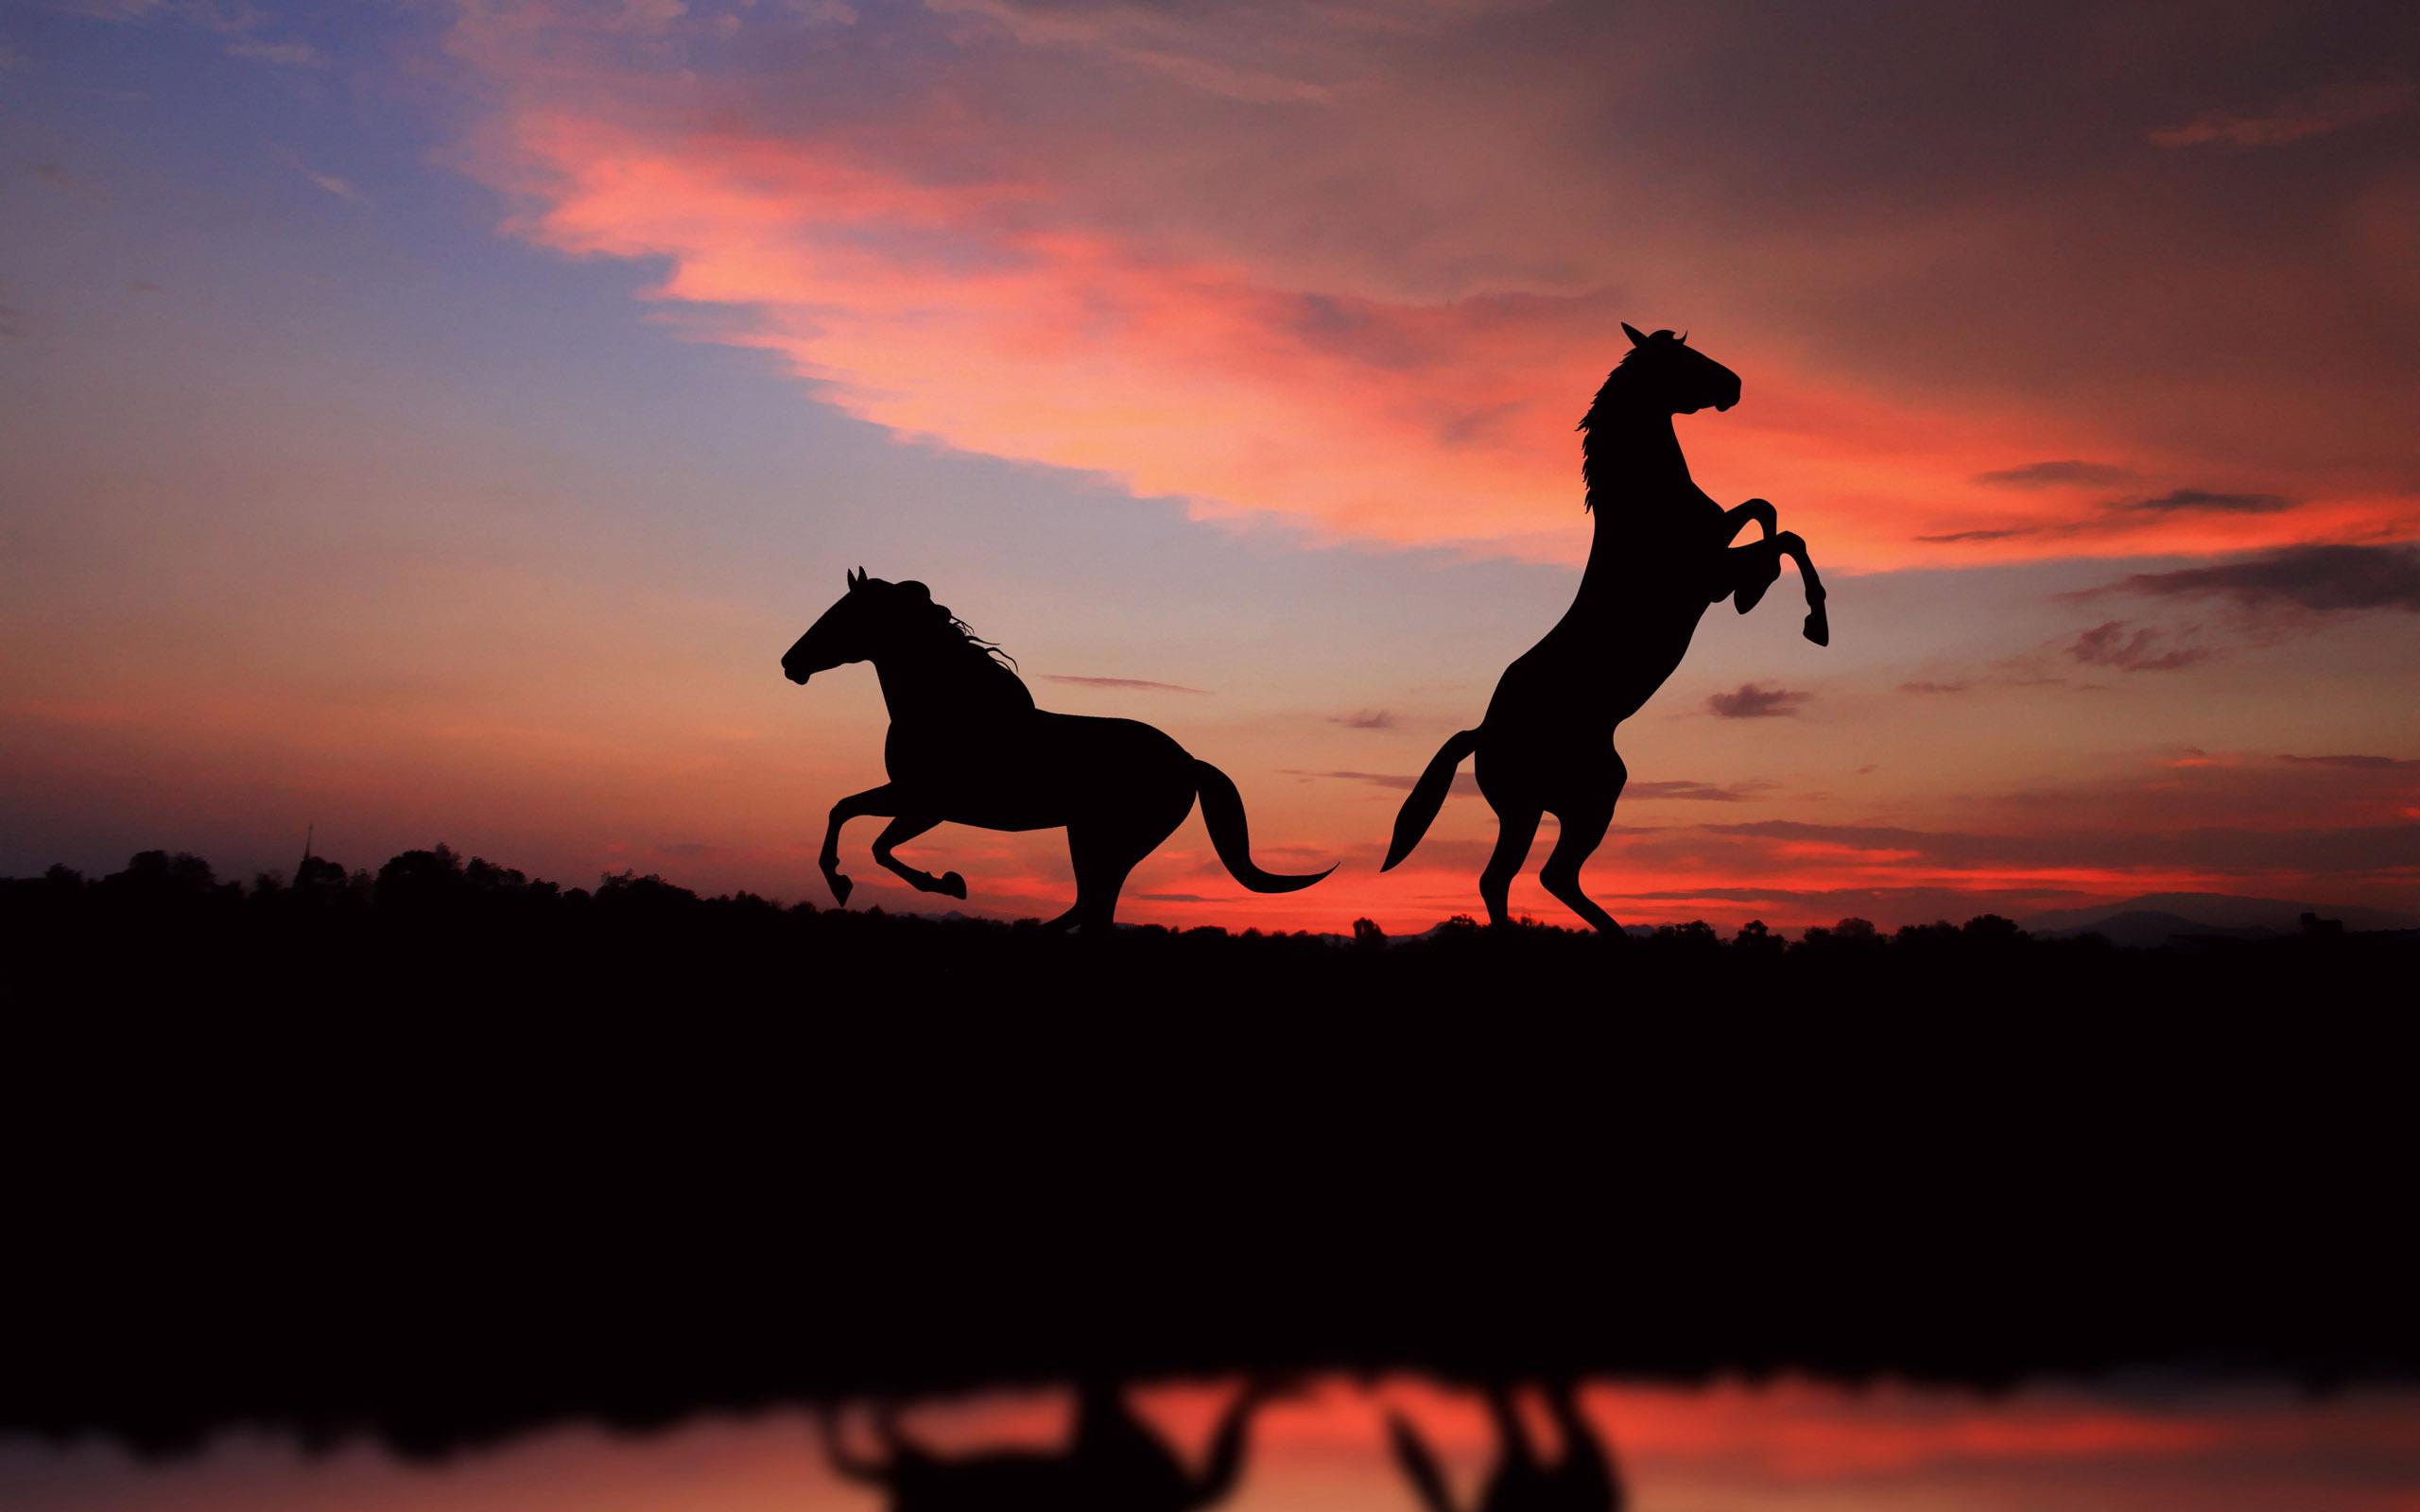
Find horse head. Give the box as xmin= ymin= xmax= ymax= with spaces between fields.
xmin=1606 ymin=321 xmax=1741 ymax=416
xmin=783 ymin=568 xmax=940 ymax=684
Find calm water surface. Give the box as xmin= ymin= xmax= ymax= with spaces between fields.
xmin=7 ymin=1376 xmax=2418 ymax=1512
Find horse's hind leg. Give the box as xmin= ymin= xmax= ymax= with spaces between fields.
xmin=1478 ymin=803 xmax=1542 ymax=928
xmin=871 ymin=815 xmax=965 ymax=900
xmin=1063 ymin=796 xmax=1189 ymax=935
xmin=1541 ymin=759 xmax=1626 ymax=936
xmin=1063 ymin=829 xmax=1143 ymax=936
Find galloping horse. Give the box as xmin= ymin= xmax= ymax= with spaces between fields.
xmin=783 ymin=572 xmax=1332 ymax=930
xmin=1382 ymin=324 xmax=1827 ymax=932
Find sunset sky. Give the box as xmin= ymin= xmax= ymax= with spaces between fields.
xmin=4 ymin=0 xmax=2416 ymax=931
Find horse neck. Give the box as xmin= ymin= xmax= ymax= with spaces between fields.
xmin=1582 ymin=396 xmax=1689 ymax=509
xmin=871 ymin=634 xmax=1023 ymax=721
xmin=1577 ymin=395 xmax=1690 ymax=602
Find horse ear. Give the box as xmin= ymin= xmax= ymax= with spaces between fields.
xmin=846 ymin=567 xmax=863 ymax=589
xmin=1622 ymin=321 xmax=1649 ymax=348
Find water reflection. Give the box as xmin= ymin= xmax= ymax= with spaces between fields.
xmin=1390 ymin=1381 xmax=1623 ymax=1512
xmin=5 ymin=1375 xmax=2416 ymax=1512
xmin=821 ymin=1376 xmax=1288 ymax=1512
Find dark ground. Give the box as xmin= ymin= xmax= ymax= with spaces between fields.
xmin=5 ymin=847 xmax=2415 ymax=1458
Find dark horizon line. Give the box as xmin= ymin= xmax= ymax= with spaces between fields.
xmin=15 ymin=841 xmax=2414 ymax=947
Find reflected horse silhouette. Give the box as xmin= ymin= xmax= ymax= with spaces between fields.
xmin=1390 ymin=1381 xmax=1624 ymax=1512
xmin=1382 ymin=324 xmax=1827 ymax=931
xmin=821 ymin=1378 xmax=1282 ymax=1512
xmin=784 ymin=572 xmax=1331 ymax=930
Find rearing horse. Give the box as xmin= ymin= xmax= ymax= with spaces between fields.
xmin=1382 ymin=324 xmax=1827 ymax=932
xmin=783 ymin=572 xmax=1332 ymax=931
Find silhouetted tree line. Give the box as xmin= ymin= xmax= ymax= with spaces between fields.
xmin=7 ymin=843 xmax=2408 ymax=1007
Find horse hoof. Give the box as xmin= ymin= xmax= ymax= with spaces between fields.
xmin=1804 ymin=610 xmax=1830 ymax=646
xmin=1736 ymin=578 xmax=1771 ymax=613
xmin=827 ymin=873 xmax=853 ymax=906
xmin=938 ymin=870 xmax=967 ymax=900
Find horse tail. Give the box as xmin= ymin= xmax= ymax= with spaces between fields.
xmin=1382 ymin=728 xmax=1480 ymax=871
xmin=1192 ymin=761 xmax=1335 ymax=894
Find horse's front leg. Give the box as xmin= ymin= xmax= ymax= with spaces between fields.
xmin=871 ymin=815 xmax=965 ymax=900
xmin=819 ymin=782 xmax=897 ymax=906
xmin=1719 ymin=533 xmax=1828 ymax=644
xmin=1718 ymin=497 xmax=1777 ymax=546
xmin=1722 ymin=535 xmax=1785 ymax=613
xmin=1713 ymin=499 xmax=1784 ymax=610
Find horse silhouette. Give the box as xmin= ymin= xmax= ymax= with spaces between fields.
xmin=821 ymin=1377 xmax=1283 ymax=1512
xmin=783 ymin=572 xmax=1332 ymax=930
xmin=1389 ymin=1382 xmax=1625 ymax=1512
xmin=1382 ymin=324 xmax=1828 ymax=932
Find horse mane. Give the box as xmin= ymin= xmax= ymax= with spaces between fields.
xmin=1576 ymin=332 xmax=1683 ymax=512
xmin=943 ymin=613 xmax=1019 ymax=673
xmin=923 ymin=607 xmax=1030 ymax=698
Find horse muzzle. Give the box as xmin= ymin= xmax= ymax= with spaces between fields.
xmin=782 ymin=662 xmax=811 ymax=685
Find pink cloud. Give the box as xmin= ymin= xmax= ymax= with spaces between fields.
xmin=441 ymin=3 xmax=2417 ymax=570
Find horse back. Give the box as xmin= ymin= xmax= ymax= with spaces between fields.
xmin=884 ymin=708 xmax=1193 ymax=829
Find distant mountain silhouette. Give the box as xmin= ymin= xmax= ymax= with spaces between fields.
xmin=2030 ymin=909 xmax=2277 ymax=951
xmin=2024 ymin=891 xmax=2420 ymax=940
